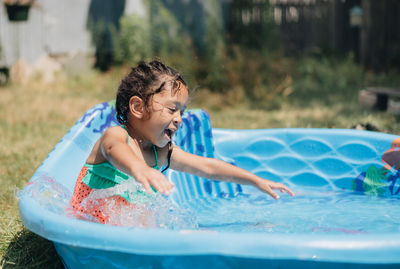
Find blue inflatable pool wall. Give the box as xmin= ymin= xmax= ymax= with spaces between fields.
xmin=19 ymin=101 xmax=400 ymax=268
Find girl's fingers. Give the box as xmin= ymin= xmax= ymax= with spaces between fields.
xmin=156 ymin=178 xmax=170 ymax=195
xmin=272 ymin=184 xmax=295 ymax=197
xmin=151 ymin=173 xmax=174 ymax=195
xmin=163 ymin=181 xmax=174 ymax=195
xmin=268 ymin=190 xmax=280 ymax=200
xmin=141 ymin=180 xmax=154 ymax=194
xmin=158 ymin=173 xmax=175 ymax=195
xmin=136 ymin=169 xmax=174 ymax=195
xmin=262 ymin=185 xmax=279 ymax=200
xmin=149 ymin=177 xmax=164 ymax=194
xmin=283 ymin=186 xmax=295 ymax=196
xmin=261 ymin=182 xmax=295 ymax=198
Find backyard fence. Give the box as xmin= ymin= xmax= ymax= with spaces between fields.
xmin=226 ymin=0 xmax=400 ymax=71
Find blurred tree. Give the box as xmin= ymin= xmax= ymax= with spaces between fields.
xmin=147 ymin=0 xmax=227 ymax=91
xmin=111 ymin=13 xmax=151 ymax=65
xmin=156 ymin=0 xmax=205 ymax=55
xmin=226 ymin=0 xmax=279 ymax=51
xmin=87 ymin=0 xmax=125 ymax=71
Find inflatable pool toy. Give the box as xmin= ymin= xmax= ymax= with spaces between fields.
xmin=18 ymin=101 xmax=400 ymax=268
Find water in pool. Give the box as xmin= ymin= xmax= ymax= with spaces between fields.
xmin=21 ymin=177 xmax=400 ymax=234
xmin=187 ymin=188 xmax=400 ymax=234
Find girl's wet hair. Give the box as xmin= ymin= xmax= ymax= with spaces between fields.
xmin=116 ymin=60 xmax=187 ymax=124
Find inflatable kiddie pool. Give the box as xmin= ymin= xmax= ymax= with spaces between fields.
xmin=19 ymin=101 xmax=400 ymax=268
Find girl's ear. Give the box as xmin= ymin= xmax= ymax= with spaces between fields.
xmin=129 ymin=96 xmax=145 ymax=119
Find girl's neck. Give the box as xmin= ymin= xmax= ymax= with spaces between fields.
xmin=124 ymin=123 xmax=153 ymax=150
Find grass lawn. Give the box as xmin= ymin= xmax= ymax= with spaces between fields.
xmin=0 ymin=64 xmax=399 ymax=268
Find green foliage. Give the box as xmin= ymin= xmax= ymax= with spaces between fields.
xmin=149 ymin=0 xmax=187 ymax=57
xmin=112 ymin=0 xmax=196 ymax=86
xmin=110 ymin=0 xmax=400 ymax=115
xmin=291 ymin=56 xmax=365 ymax=105
xmin=111 ymin=1 xmax=238 ymax=92
xmin=200 ymin=0 xmax=227 ymax=91
xmin=365 ymin=69 xmax=400 ymax=89
xmin=112 ymin=0 xmax=194 ymax=61
xmin=149 ymin=0 xmax=197 ymax=85
xmin=111 ymin=14 xmax=151 ymax=65
xmin=228 ymin=1 xmax=280 ymax=51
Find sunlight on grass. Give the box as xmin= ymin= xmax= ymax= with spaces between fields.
xmin=194 ymin=92 xmax=399 ymax=133
xmin=0 ymin=70 xmax=116 ymax=268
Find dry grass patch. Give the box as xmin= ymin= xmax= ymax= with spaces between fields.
xmin=0 ymin=70 xmax=117 ymax=268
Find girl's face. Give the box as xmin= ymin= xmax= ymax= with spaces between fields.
xmin=141 ymin=85 xmax=189 ymax=148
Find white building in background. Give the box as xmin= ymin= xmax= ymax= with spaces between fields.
xmin=0 ymin=0 xmax=145 ymax=72
xmin=0 ymin=0 xmax=91 ymax=66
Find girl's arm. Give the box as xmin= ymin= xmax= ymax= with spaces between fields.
xmin=170 ymin=145 xmax=294 ymax=199
xmin=100 ymin=127 xmax=174 ymax=195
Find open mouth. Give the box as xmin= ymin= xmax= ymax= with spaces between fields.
xmin=164 ymin=129 xmax=173 ymax=141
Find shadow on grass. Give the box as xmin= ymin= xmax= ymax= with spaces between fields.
xmin=1 ymin=229 xmax=63 ymax=269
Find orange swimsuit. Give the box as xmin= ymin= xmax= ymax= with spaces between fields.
xmin=70 ymin=126 xmax=172 ymax=224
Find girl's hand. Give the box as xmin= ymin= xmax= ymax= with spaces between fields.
xmin=133 ymin=167 xmax=174 ymax=195
xmin=255 ymin=179 xmax=295 ymax=200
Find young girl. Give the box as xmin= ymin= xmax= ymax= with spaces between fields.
xmin=70 ymin=60 xmax=294 ymax=224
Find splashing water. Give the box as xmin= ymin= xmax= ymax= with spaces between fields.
xmin=18 ymin=177 xmax=198 ymax=230
xmin=79 ymin=179 xmax=198 ymax=229
xmin=17 ymin=176 xmax=72 ymax=215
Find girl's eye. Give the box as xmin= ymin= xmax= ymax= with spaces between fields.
xmin=168 ymin=107 xmax=177 ymax=113
xmin=166 ymin=106 xmax=185 ymax=116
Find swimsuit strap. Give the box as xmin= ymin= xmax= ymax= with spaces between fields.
xmin=161 ymin=142 xmax=173 ymax=173
xmin=152 ymin=145 xmax=159 ymax=170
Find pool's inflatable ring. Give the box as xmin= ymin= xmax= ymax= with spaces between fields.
xmin=19 ymin=101 xmax=400 ymax=268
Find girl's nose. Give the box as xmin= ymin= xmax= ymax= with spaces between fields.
xmin=173 ymin=113 xmax=182 ymax=126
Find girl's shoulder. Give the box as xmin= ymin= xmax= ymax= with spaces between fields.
xmin=101 ymin=126 xmax=129 ymax=141
xmin=105 ymin=125 xmax=126 ymax=131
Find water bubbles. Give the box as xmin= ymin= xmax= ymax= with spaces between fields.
xmin=17 ymin=176 xmax=72 ymax=215
xmin=79 ymin=180 xmax=198 ymax=229
xmin=18 ymin=176 xmax=198 ymax=230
